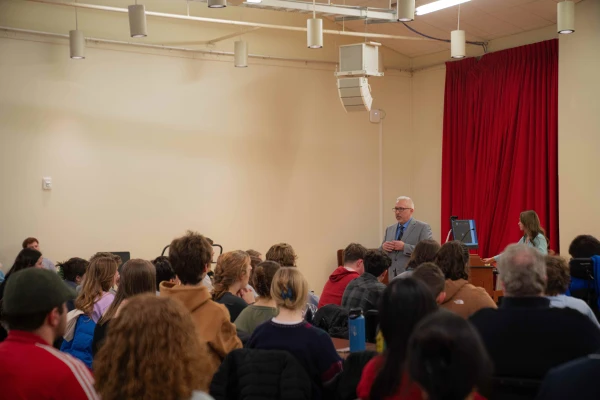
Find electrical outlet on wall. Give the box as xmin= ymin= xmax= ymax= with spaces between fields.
xmin=42 ymin=177 xmax=52 ymax=190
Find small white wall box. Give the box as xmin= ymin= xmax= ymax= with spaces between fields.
xmin=370 ymin=109 xmax=382 ymax=123
xmin=42 ymin=177 xmax=52 ymax=190
xmin=336 ymin=42 xmax=383 ymax=78
xmin=337 ymin=77 xmax=372 ymax=112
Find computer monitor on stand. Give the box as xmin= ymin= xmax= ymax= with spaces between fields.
xmin=451 ymin=219 xmax=479 ymax=250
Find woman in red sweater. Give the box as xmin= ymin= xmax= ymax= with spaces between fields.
xmin=357 ymin=277 xmax=437 ymax=400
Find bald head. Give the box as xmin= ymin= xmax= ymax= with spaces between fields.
xmin=497 ymin=244 xmax=546 ymax=297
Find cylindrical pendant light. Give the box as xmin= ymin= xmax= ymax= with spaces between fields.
xmin=208 ymin=0 xmax=227 ymax=8
xmin=69 ymin=30 xmax=85 ymax=59
xmin=451 ymin=30 xmax=465 ymax=59
xmin=128 ymin=4 xmax=147 ymax=37
xmin=234 ymin=40 xmax=248 ymax=68
xmin=307 ymin=18 xmax=323 ymax=49
xmin=397 ymin=0 xmax=415 ymax=22
xmin=557 ymin=1 xmax=575 ymax=34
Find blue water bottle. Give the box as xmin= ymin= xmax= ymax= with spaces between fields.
xmin=349 ymin=308 xmax=366 ymax=352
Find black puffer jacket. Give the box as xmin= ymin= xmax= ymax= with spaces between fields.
xmin=210 ymin=349 xmax=312 ymax=400
xmin=312 ymin=304 xmax=349 ymax=339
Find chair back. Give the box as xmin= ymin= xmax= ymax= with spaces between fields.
xmin=364 ymin=310 xmax=379 ymax=344
xmin=313 ymin=304 xmax=349 ymax=339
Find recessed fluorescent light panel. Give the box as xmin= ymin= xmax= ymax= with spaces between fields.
xmin=245 ymin=0 xmax=262 ymax=3
xmin=416 ymin=0 xmax=470 ymax=16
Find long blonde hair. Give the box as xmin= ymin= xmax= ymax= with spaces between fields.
xmin=212 ymin=251 xmax=251 ymax=300
xmin=94 ymin=294 xmax=212 ymax=398
xmin=270 ymin=267 xmax=308 ymax=311
xmin=74 ymin=257 xmax=117 ymax=315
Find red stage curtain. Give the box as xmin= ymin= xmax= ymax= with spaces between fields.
xmin=441 ymin=39 xmax=558 ymax=258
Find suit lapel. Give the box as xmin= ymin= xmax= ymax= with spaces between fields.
xmin=403 ymin=219 xmax=417 ymax=241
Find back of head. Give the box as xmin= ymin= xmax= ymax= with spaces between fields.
xmin=435 ymin=241 xmax=469 ymax=281
xmin=3 ymin=268 xmax=76 ymax=332
xmin=152 ymin=256 xmax=176 ymax=291
xmin=75 ymin=257 xmax=118 ymax=315
xmin=246 ymin=249 xmax=262 ymax=260
xmin=343 ymin=243 xmax=368 ymax=265
xmin=412 ymin=262 xmax=445 ymax=299
xmin=407 ymin=311 xmax=492 ymax=400
xmin=266 ymin=243 xmax=297 ymax=267
xmin=90 ymin=252 xmax=122 ymax=267
xmin=10 ymin=248 xmax=43 ymax=275
xmin=407 ymin=240 xmax=441 ymax=270
xmin=252 ymin=261 xmax=281 ymax=298
xmin=213 ymin=251 xmax=250 ymax=300
xmin=94 ymin=294 xmax=210 ymax=399
xmin=364 ymin=249 xmax=391 ymax=278
xmin=569 ymin=234 xmax=600 ymax=258
xmin=100 ymin=259 xmax=157 ymax=324
xmin=370 ymin=277 xmax=438 ymax=400
xmin=22 ymin=237 xmax=39 ymax=249
xmin=271 ymin=267 xmax=308 ymax=311
xmin=498 ymin=244 xmax=546 ymax=297
xmin=58 ymin=257 xmax=89 ymax=283
xmin=168 ymin=230 xmax=213 ymax=285
xmin=544 ymin=255 xmax=570 ymax=296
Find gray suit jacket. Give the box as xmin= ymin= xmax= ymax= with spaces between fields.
xmin=382 ymin=219 xmax=433 ymax=278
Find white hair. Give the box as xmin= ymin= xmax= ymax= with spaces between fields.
xmin=498 ymin=244 xmax=546 ymax=297
xmin=396 ymin=196 xmax=415 ymax=209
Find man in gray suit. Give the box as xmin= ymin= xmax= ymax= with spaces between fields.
xmin=382 ymin=196 xmax=433 ymax=278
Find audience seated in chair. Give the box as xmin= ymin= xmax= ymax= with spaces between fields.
xmin=537 ymin=351 xmax=600 ymax=400
xmin=0 ymin=268 xmax=98 ymax=399
xmin=545 ymin=255 xmax=599 ymax=326
xmin=569 ymin=234 xmax=600 ymax=259
xmin=92 ymin=259 xmax=157 ymax=357
xmin=411 ymin=262 xmax=447 ymax=305
xmin=247 ymin=267 xmax=342 ymax=400
xmin=235 ymin=260 xmax=281 ymax=335
xmin=436 ymin=241 xmax=497 ymax=318
xmin=57 ymin=258 xmax=89 ymax=311
xmin=61 ymin=256 xmax=118 ymax=368
xmin=394 ymin=239 xmax=440 ymax=280
xmin=210 ymin=348 xmax=312 ymax=400
xmin=245 ymin=249 xmax=262 ymax=298
xmin=22 ymin=237 xmax=56 ymax=272
xmin=160 ymin=231 xmax=242 ymax=379
xmin=318 ymin=243 xmax=366 ymax=308
xmin=469 ymin=244 xmax=600 ymax=383
xmin=94 ymin=294 xmax=214 ymax=398
xmin=327 ymin=350 xmax=378 ymax=400
xmin=407 ymin=311 xmax=491 ymax=400
xmin=357 ymin=277 xmax=438 ymax=400
xmin=266 ymin=243 xmax=319 ymax=314
xmin=152 ymin=256 xmax=177 ymax=294
xmin=342 ymin=249 xmax=389 ymax=313
xmin=212 ymin=251 xmax=255 ymax=322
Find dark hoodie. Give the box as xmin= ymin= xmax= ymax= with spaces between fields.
xmin=318 ymin=267 xmax=360 ymax=308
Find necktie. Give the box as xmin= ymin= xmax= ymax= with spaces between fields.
xmin=395 ymin=224 xmax=405 ymax=241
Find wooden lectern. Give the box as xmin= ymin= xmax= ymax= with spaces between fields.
xmin=468 ymin=254 xmax=495 ymax=298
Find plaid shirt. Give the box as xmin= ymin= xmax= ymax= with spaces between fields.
xmin=341 ymin=273 xmax=386 ymax=312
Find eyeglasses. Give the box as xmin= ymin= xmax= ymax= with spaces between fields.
xmin=392 ymin=207 xmax=412 ymax=212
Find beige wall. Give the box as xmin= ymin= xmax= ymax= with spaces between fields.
xmin=558 ymin=0 xmax=600 ymax=253
xmin=0 ymin=36 xmax=411 ymax=294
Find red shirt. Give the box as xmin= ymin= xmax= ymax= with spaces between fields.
xmin=0 ymin=330 xmax=99 ymax=400
xmin=357 ymin=355 xmax=487 ymax=400
xmin=318 ymin=266 xmax=360 ymax=308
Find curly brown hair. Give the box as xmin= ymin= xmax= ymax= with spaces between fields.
xmin=545 ymin=255 xmax=570 ymax=296
xmin=435 ymin=241 xmax=469 ymax=281
xmin=252 ymin=261 xmax=281 ymax=298
xmin=212 ymin=251 xmax=251 ymax=300
xmin=94 ymin=294 xmax=212 ymax=398
xmin=266 ymin=243 xmax=297 ymax=267
xmin=406 ymin=240 xmax=441 ymax=270
xmin=74 ymin=257 xmax=117 ymax=315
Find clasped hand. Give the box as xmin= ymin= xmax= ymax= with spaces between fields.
xmin=382 ymin=240 xmax=404 ymax=252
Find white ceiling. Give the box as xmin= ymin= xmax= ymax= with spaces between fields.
xmin=336 ymin=0 xmax=582 ymax=57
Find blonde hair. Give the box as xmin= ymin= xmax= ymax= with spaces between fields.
xmin=270 ymin=267 xmax=308 ymax=311
xmin=94 ymin=294 xmax=212 ymax=398
xmin=212 ymin=251 xmax=251 ymax=301
xmin=74 ymin=257 xmax=117 ymax=315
